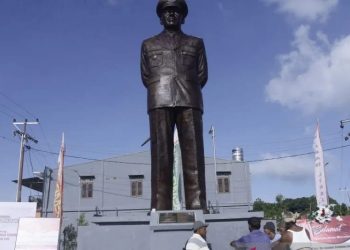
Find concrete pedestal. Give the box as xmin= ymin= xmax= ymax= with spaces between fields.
xmin=77 ymin=210 xmax=264 ymax=250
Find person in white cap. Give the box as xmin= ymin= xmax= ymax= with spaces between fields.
xmin=185 ymin=221 xmax=210 ymax=250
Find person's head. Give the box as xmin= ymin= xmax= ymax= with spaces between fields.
xmin=156 ymin=0 xmax=188 ymax=30
xmin=282 ymin=211 xmax=299 ymax=230
xmin=193 ymin=221 xmax=208 ymax=239
xmin=277 ymin=221 xmax=286 ymax=234
xmin=263 ymin=222 xmax=276 ymax=240
xmin=248 ymin=217 xmax=261 ymax=231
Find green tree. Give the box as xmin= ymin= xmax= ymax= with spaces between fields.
xmin=252 ymin=195 xmax=347 ymax=220
xmin=63 ymin=224 xmax=77 ymax=250
xmin=77 ymin=213 xmax=88 ymax=226
xmin=253 ymin=198 xmax=265 ymax=211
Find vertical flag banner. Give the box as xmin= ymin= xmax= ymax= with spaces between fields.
xmin=172 ymin=128 xmax=182 ymax=210
xmin=313 ymin=123 xmax=329 ymax=207
xmin=53 ymin=133 xmax=65 ymax=219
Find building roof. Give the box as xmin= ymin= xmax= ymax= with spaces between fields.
xmin=12 ymin=177 xmax=44 ymax=192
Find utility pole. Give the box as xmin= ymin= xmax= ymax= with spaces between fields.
xmin=339 ymin=119 xmax=350 ymax=205
xmin=340 ymin=119 xmax=350 ymax=129
xmin=340 ymin=119 xmax=350 ymax=140
xmin=13 ymin=118 xmax=39 ymax=202
xmin=339 ymin=188 xmax=350 ymax=204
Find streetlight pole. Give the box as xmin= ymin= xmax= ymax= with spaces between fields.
xmin=72 ymin=170 xmax=81 ymax=222
xmin=209 ymin=126 xmax=218 ymax=206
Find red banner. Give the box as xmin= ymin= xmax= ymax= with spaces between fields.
xmin=297 ymin=216 xmax=350 ymax=245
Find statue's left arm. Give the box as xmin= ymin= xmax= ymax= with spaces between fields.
xmin=197 ymin=38 xmax=208 ymax=88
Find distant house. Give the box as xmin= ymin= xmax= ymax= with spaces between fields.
xmin=22 ymin=149 xmax=251 ymax=222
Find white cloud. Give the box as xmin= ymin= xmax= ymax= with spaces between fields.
xmin=263 ymin=0 xmax=338 ymax=22
xmin=265 ymin=25 xmax=350 ymax=114
xmin=250 ymin=153 xmax=314 ymax=181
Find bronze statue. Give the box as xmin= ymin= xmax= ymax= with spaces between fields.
xmin=141 ymin=0 xmax=208 ymax=211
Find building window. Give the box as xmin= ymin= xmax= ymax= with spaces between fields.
xmin=217 ymin=171 xmax=231 ymax=193
xmin=129 ymin=175 xmax=144 ymax=197
xmin=80 ymin=176 xmax=95 ymax=198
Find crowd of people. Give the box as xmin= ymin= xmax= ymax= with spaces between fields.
xmin=185 ymin=212 xmax=311 ymax=250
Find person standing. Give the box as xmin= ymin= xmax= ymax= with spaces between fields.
xmin=230 ymin=217 xmax=271 ymax=250
xmin=185 ymin=221 xmax=210 ymax=250
xmin=140 ymin=0 xmax=208 ymax=211
xmin=263 ymin=222 xmax=281 ymax=247
xmin=273 ymin=212 xmax=311 ymax=250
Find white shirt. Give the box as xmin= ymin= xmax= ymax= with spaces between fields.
xmin=271 ymin=233 xmax=281 ymax=243
xmin=186 ymin=233 xmax=210 ymax=250
xmin=288 ymin=228 xmax=311 ymax=250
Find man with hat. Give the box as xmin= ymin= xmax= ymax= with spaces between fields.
xmin=140 ymin=0 xmax=208 ymax=211
xmin=185 ymin=221 xmax=210 ymax=250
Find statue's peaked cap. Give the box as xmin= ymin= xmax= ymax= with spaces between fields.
xmin=156 ymin=0 xmax=188 ymax=18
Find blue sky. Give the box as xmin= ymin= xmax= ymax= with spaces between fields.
xmin=1 ymin=0 xmax=349 ymax=205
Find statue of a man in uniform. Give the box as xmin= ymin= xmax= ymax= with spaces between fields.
xmin=141 ymin=0 xmax=208 ymax=211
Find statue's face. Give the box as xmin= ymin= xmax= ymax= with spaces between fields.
xmin=160 ymin=6 xmax=184 ymax=30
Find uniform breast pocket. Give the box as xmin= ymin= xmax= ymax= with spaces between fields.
xmin=181 ymin=50 xmax=197 ymax=68
xmin=148 ymin=52 xmax=163 ymax=68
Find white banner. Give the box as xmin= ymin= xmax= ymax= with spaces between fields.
xmin=15 ymin=218 xmax=60 ymax=250
xmin=172 ymin=128 xmax=183 ymax=210
xmin=313 ymin=123 xmax=329 ymax=207
xmin=0 ymin=202 xmax=36 ymax=250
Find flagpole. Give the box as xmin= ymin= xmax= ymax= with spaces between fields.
xmin=209 ymin=126 xmax=218 ymax=207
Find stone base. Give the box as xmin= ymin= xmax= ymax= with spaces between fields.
xmin=77 ymin=210 xmax=265 ymax=250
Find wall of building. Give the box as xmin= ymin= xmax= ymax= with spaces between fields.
xmin=41 ymin=151 xmax=253 ymax=236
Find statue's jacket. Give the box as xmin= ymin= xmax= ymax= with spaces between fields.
xmin=141 ymin=30 xmax=208 ymax=113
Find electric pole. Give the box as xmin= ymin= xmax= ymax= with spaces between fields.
xmin=339 ymin=119 xmax=350 ymax=205
xmin=13 ymin=118 xmax=39 ymax=202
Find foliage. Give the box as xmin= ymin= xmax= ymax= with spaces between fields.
xmin=252 ymin=195 xmax=350 ymax=221
xmin=63 ymin=224 xmax=77 ymax=250
xmin=77 ymin=213 xmax=88 ymax=226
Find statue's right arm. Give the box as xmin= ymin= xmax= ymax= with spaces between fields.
xmin=141 ymin=42 xmax=150 ymax=88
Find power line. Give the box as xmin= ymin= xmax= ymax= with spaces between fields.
xmin=0 ymin=134 xmax=18 ymax=143
xmin=30 ymin=147 xmax=151 ymax=165
xmin=0 ymin=109 xmax=13 ymax=118
xmin=247 ymin=144 xmax=350 ymax=163
xmin=29 ymin=144 xmax=350 ymax=166
xmin=0 ymin=103 xmax=26 ymax=120
xmin=0 ymin=91 xmax=37 ymax=120
xmin=50 ymin=176 xmax=151 ymax=201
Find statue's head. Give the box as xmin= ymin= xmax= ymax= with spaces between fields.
xmin=156 ymin=0 xmax=188 ymax=18
xmin=157 ymin=0 xmax=188 ymax=29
